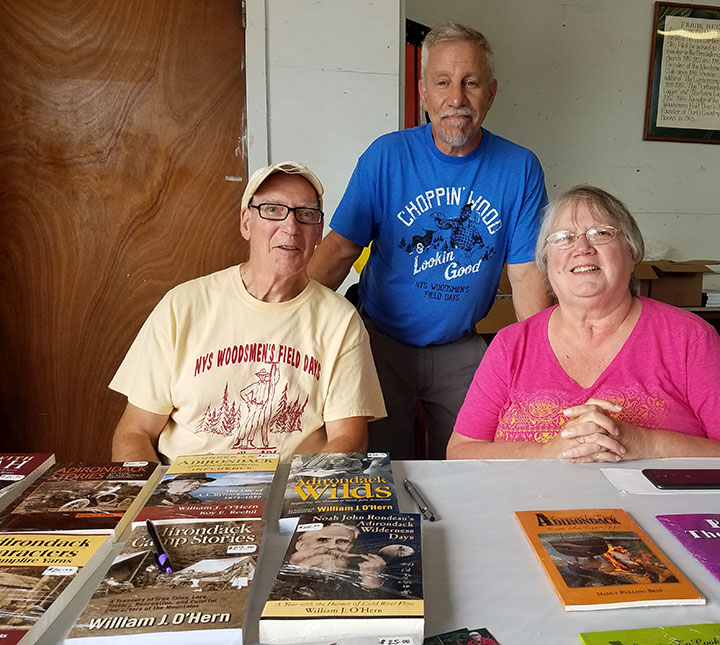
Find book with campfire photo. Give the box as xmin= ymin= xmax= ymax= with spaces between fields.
xmin=515 ymin=508 xmax=704 ymax=610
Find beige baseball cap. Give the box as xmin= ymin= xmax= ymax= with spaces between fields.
xmin=241 ymin=161 xmax=324 ymax=210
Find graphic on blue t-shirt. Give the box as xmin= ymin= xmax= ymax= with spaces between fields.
xmin=399 ymin=202 xmax=496 ymax=266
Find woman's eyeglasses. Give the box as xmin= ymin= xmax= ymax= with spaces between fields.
xmin=546 ymin=225 xmax=618 ymax=250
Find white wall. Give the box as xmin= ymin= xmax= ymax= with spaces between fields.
xmin=408 ymin=0 xmax=720 ymax=289
xmin=246 ymin=0 xmax=403 ymax=246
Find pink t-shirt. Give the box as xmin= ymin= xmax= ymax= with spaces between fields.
xmin=455 ymin=297 xmax=720 ymax=443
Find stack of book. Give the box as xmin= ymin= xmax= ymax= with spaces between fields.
xmin=261 ymin=452 xmax=425 ymax=645
xmin=66 ymin=452 xmax=277 ymax=644
xmin=0 ymin=453 xmax=55 ymax=513
xmin=0 ymin=458 xmax=162 ymax=644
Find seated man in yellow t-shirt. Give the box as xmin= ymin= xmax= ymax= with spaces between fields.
xmin=110 ymin=161 xmax=386 ymax=463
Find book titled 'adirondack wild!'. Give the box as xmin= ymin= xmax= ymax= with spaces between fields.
xmin=66 ymin=518 xmax=265 ymax=644
xmin=135 ymin=452 xmax=278 ymax=523
xmin=261 ymin=511 xmax=423 ymax=644
xmin=279 ymin=452 xmax=398 ymax=533
xmin=515 ymin=508 xmax=704 ymax=610
xmin=0 ymin=462 xmax=161 ymax=541
xmin=0 ymin=532 xmax=112 ymax=645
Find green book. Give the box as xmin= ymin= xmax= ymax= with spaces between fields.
xmin=579 ymin=623 xmax=720 ymax=644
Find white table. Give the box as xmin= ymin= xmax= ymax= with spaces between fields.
xmin=43 ymin=457 xmax=720 ymax=644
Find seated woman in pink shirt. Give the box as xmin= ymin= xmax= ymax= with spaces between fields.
xmin=448 ymin=185 xmax=720 ymax=462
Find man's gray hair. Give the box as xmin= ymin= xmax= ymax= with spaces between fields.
xmin=421 ymin=22 xmax=495 ymax=81
xmin=535 ymin=185 xmax=645 ymax=296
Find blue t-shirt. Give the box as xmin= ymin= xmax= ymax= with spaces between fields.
xmin=330 ymin=124 xmax=548 ymax=346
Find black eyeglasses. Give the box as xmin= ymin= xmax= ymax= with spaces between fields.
xmin=249 ymin=203 xmax=324 ymax=225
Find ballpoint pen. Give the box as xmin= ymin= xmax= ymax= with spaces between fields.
xmin=146 ymin=520 xmax=173 ymax=573
xmin=404 ymin=478 xmax=437 ymax=521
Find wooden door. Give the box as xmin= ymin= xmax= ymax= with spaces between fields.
xmin=0 ymin=0 xmax=248 ymax=461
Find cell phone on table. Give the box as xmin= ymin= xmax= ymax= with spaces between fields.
xmin=642 ymin=468 xmax=720 ymax=490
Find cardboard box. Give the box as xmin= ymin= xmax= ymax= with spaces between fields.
xmin=475 ymin=294 xmax=516 ymax=334
xmin=475 ymin=260 xmax=718 ymax=334
xmin=475 ymin=267 xmax=515 ymax=333
xmin=633 ymin=260 xmax=714 ymax=307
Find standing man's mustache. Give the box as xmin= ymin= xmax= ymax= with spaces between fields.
xmin=438 ymin=107 xmax=477 ymax=119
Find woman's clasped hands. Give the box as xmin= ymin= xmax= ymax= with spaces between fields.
xmin=551 ymin=398 xmax=635 ymax=463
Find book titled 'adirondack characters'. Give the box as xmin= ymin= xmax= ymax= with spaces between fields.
xmin=279 ymin=452 xmax=398 ymax=533
xmin=135 ymin=452 xmax=278 ymax=523
xmin=0 ymin=532 xmax=112 ymax=645
xmin=0 ymin=462 xmax=161 ymax=540
xmin=515 ymin=508 xmax=704 ymax=610
xmin=67 ymin=518 xmax=265 ymax=644
xmin=261 ymin=511 xmax=423 ymax=644
xmin=656 ymin=513 xmax=720 ymax=584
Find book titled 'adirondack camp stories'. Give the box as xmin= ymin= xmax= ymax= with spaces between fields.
xmin=67 ymin=517 xmax=265 ymax=644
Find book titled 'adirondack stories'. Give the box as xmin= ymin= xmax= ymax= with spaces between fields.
xmin=0 ymin=462 xmax=161 ymax=540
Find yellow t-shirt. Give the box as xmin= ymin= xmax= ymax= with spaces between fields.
xmin=110 ymin=266 xmax=386 ymax=463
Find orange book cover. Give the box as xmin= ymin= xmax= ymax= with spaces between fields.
xmin=515 ymin=508 xmax=704 ymax=611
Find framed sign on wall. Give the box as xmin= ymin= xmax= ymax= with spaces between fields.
xmin=644 ymin=2 xmax=720 ymax=143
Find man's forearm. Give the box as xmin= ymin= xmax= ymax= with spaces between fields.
xmin=323 ymin=417 xmax=368 ymax=453
xmin=111 ymin=429 xmax=161 ymax=462
xmin=308 ymin=231 xmax=363 ymax=291
xmin=507 ymin=261 xmax=553 ymax=321
xmin=111 ymin=402 xmax=168 ymax=463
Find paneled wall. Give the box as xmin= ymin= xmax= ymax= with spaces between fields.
xmin=0 ymin=1 xmax=248 ymax=460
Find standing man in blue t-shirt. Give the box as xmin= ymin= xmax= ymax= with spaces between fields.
xmin=308 ymin=22 xmax=552 ymax=460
